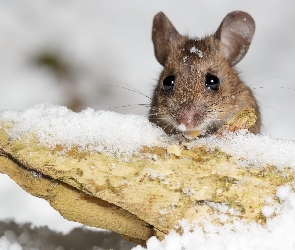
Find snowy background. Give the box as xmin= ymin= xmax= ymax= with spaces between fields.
xmin=0 ymin=0 xmax=295 ymax=249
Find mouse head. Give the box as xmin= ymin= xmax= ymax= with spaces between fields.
xmin=149 ymin=11 xmax=258 ymax=135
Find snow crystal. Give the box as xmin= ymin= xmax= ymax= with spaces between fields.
xmin=149 ymin=168 xmax=159 ymax=180
xmin=190 ymin=46 xmax=203 ymax=58
xmin=182 ymin=187 xmax=195 ymax=196
xmin=276 ymin=185 xmax=291 ymax=201
xmin=261 ymin=205 xmax=275 ymax=217
xmin=0 ymin=104 xmax=169 ymax=156
xmin=148 ymin=168 xmax=167 ymax=182
xmin=206 ymin=202 xmax=235 ymax=215
xmin=177 ymin=124 xmax=186 ymax=132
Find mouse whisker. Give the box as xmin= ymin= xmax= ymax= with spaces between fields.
xmin=109 ymin=103 xmax=150 ymax=110
xmin=102 ymin=83 xmax=152 ymax=100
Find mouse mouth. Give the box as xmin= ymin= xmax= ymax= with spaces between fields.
xmin=149 ymin=104 xmax=221 ymax=136
xmin=177 ymin=119 xmax=221 ymax=137
xmin=176 ymin=106 xmax=205 ymax=130
xmin=174 ymin=104 xmax=224 ymax=136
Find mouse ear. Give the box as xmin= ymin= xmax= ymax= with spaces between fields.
xmin=214 ymin=11 xmax=255 ymax=66
xmin=152 ymin=12 xmax=181 ymax=66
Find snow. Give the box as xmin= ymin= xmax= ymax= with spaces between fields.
xmin=3 ymin=104 xmax=295 ymax=167
xmin=177 ymin=124 xmax=187 ymax=132
xmin=261 ymin=205 xmax=275 ymax=218
xmin=189 ymin=46 xmax=203 ymax=58
xmin=189 ymin=130 xmax=295 ymax=170
xmin=0 ymin=104 xmax=168 ymax=157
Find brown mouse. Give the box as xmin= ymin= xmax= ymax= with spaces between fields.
xmin=149 ymin=11 xmax=260 ymax=136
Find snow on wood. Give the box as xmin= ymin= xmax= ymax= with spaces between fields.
xmin=0 ymin=104 xmax=294 ymax=246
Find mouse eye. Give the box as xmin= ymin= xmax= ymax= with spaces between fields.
xmin=163 ymin=75 xmax=175 ymax=91
xmin=205 ymin=73 xmax=220 ymax=91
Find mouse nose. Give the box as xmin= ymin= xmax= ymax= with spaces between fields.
xmin=177 ymin=106 xmax=203 ymax=129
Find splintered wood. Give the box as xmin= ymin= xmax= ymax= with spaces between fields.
xmin=0 ymin=107 xmax=292 ymax=244
xmin=217 ymin=107 xmax=257 ymax=133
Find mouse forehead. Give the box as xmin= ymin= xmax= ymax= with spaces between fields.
xmin=166 ymin=37 xmax=221 ymax=76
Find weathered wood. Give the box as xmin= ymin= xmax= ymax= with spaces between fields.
xmin=0 ymin=107 xmax=292 ymax=243
xmin=0 ymin=154 xmax=153 ymax=244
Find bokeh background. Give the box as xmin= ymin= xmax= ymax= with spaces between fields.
xmin=0 ymin=0 xmax=294 ymax=249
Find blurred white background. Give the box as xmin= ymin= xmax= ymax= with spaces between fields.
xmin=0 ymin=0 xmax=294 ymax=249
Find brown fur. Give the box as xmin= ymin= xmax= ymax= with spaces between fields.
xmin=149 ymin=11 xmax=260 ymax=135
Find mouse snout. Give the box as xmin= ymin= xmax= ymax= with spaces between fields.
xmin=176 ymin=106 xmax=204 ymax=130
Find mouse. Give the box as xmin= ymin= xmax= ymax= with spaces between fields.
xmin=149 ymin=11 xmax=260 ymax=136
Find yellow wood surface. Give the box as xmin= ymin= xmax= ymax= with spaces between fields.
xmin=0 ymin=107 xmax=292 ymax=243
